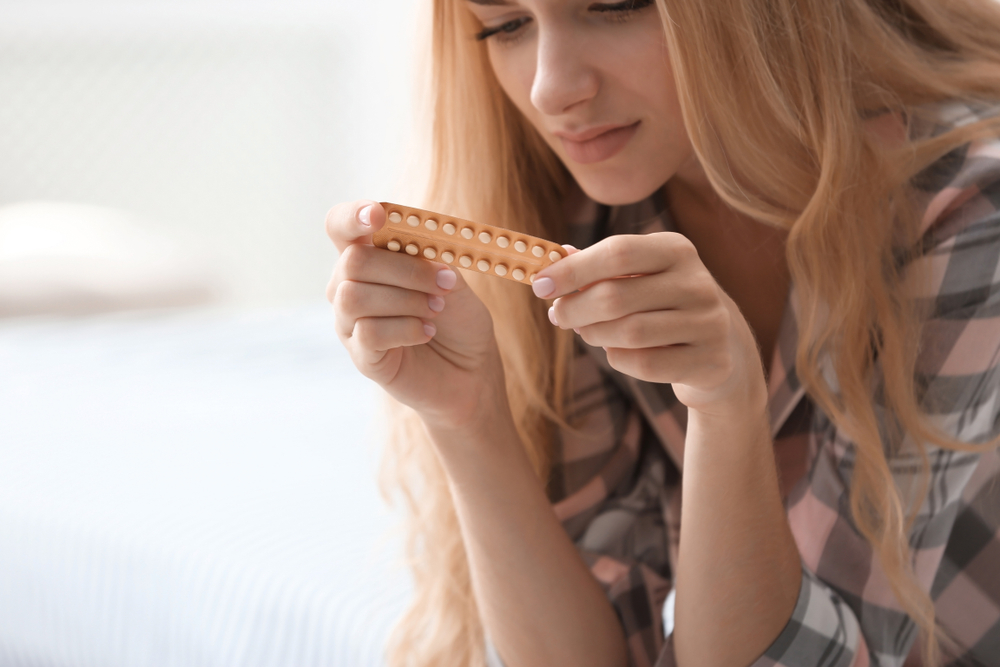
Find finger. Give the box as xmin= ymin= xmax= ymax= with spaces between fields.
xmin=325 ymin=200 xmax=387 ymax=253
xmin=332 ymin=243 xmax=458 ymax=300
xmin=333 ymin=280 xmax=445 ymax=339
xmin=532 ymin=232 xmax=696 ymax=299
xmin=551 ymin=272 xmax=696 ymax=329
xmin=350 ymin=316 xmax=435 ymax=362
xmin=576 ymin=310 xmax=713 ymax=349
xmin=604 ymin=345 xmax=706 ymax=385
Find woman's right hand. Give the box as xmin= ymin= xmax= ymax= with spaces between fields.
xmin=326 ymin=200 xmax=505 ymax=430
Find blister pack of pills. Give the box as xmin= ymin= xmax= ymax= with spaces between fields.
xmin=372 ymin=202 xmax=566 ymax=285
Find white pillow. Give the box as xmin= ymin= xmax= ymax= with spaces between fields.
xmin=0 ymin=202 xmax=224 ymax=317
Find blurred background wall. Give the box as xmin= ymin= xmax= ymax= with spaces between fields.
xmin=0 ymin=6 xmax=424 ymax=662
xmin=0 ymin=0 xmax=420 ymax=308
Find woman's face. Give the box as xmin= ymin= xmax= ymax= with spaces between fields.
xmin=465 ymin=0 xmax=695 ymax=206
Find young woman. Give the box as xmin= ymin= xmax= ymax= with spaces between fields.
xmin=326 ymin=0 xmax=1000 ymax=665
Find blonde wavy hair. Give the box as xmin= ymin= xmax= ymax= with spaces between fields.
xmin=379 ymin=0 xmax=1000 ymax=665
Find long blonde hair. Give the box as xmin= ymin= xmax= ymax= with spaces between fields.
xmin=380 ymin=1 xmax=1000 ymax=665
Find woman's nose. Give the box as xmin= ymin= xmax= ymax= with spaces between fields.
xmin=529 ymin=29 xmax=599 ymax=116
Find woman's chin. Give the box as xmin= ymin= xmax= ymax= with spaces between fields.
xmin=571 ymin=170 xmax=667 ymax=207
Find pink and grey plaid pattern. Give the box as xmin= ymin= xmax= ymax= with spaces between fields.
xmin=528 ymin=100 xmax=1000 ymax=667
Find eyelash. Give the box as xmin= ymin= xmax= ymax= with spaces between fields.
xmin=474 ymin=0 xmax=655 ymax=45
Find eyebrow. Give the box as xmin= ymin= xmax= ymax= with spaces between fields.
xmin=465 ymin=0 xmax=513 ymax=5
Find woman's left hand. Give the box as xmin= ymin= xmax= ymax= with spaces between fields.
xmin=533 ymin=232 xmax=767 ymax=416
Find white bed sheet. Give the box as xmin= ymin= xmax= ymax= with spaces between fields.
xmin=0 ymin=303 xmax=411 ymax=667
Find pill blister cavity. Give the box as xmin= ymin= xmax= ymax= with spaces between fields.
xmin=387 ymin=240 xmax=401 ymax=252
xmin=442 ymin=223 xmax=456 ymax=235
xmin=497 ymin=237 xmax=510 ymax=249
xmin=423 ymin=247 xmax=437 ymax=260
xmin=512 ymin=268 xmax=525 ymax=281
xmin=459 ymin=255 xmax=473 ymax=268
xmin=425 ymin=219 xmax=438 ymax=231
xmin=441 ymin=251 xmax=455 ymax=264
xmin=479 ymin=232 xmax=492 ymax=244
xmin=406 ymin=243 xmax=419 ymax=256
xmin=389 ymin=211 xmax=402 ymax=224
xmin=461 ymin=227 xmax=474 ymax=239
xmin=514 ymin=240 xmax=528 ymax=253
xmin=532 ymin=245 xmax=545 ymax=257
xmin=477 ymin=260 xmax=490 ymax=272
xmin=495 ymin=264 xmax=508 ymax=277
xmin=549 ymin=250 xmax=561 ymax=262
xmin=407 ymin=215 xmax=420 ymax=227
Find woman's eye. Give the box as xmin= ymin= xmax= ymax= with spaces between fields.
xmin=590 ymin=0 xmax=655 ymax=21
xmin=475 ymin=17 xmax=533 ymax=45
xmin=474 ymin=0 xmax=654 ymax=45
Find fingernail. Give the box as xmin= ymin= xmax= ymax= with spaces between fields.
xmin=358 ymin=205 xmax=372 ymax=227
xmin=436 ymin=269 xmax=457 ymax=290
xmin=574 ymin=328 xmax=580 ymax=334
xmin=428 ymin=295 xmax=446 ymax=313
xmin=563 ymin=244 xmax=578 ymax=251
xmin=533 ymin=277 xmax=555 ymax=298
xmin=548 ymin=306 xmax=558 ymax=326
xmin=423 ymin=323 xmax=437 ymax=338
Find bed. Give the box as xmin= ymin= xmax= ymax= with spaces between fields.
xmin=0 ymin=303 xmax=411 ymax=666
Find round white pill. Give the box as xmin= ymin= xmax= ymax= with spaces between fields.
xmin=514 ymin=241 xmax=528 ymax=253
xmin=441 ymin=251 xmax=455 ymax=264
xmin=387 ymin=240 xmax=401 ymax=252
xmin=407 ymin=215 xmax=420 ymax=227
xmin=459 ymin=255 xmax=473 ymax=268
xmin=532 ymin=245 xmax=545 ymax=257
xmin=512 ymin=268 xmax=525 ymax=281
xmin=529 ymin=274 xmax=537 ymax=283
xmin=549 ymin=250 xmax=561 ymax=262
xmin=405 ymin=244 xmax=419 ymax=255
xmin=495 ymin=264 xmax=508 ymax=276
xmin=479 ymin=232 xmax=492 ymax=244
xmin=461 ymin=227 xmax=474 ymax=239
xmin=423 ymin=247 xmax=437 ymax=259
xmin=425 ymin=219 xmax=438 ymax=231
xmin=477 ymin=260 xmax=490 ymax=272
xmin=497 ymin=237 xmax=510 ymax=249
xmin=389 ymin=212 xmax=402 ymax=224
xmin=442 ymin=223 xmax=456 ymax=235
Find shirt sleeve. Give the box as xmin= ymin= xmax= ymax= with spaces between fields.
xmin=747 ymin=139 xmax=1000 ymax=667
xmin=486 ymin=407 xmax=677 ymax=667
xmin=485 ymin=553 xmax=671 ymax=667
xmin=580 ymin=549 xmax=673 ymax=666
xmin=565 ymin=433 xmax=677 ymax=667
xmin=565 ymin=420 xmax=678 ymax=667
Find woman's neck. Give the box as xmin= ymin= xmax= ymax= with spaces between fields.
xmin=664 ymin=172 xmax=791 ymax=378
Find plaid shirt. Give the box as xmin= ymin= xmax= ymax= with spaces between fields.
xmin=484 ymin=100 xmax=1000 ymax=667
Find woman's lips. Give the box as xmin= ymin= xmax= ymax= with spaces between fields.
xmin=557 ymin=122 xmax=640 ymax=164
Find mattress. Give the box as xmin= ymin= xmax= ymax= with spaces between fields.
xmin=0 ymin=303 xmax=412 ymax=667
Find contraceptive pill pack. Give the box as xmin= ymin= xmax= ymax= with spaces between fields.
xmin=372 ymin=202 xmax=566 ymax=285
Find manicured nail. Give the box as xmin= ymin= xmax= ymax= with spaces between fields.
xmin=533 ymin=277 xmax=555 ymax=298
xmin=548 ymin=306 xmax=558 ymax=326
xmin=358 ymin=205 xmax=372 ymax=227
xmin=436 ymin=269 xmax=457 ymax=290
xmin=428 ymin=295 xmax=446 ymax=313
xmin=423 ymin=323 xmax=437 ymax=338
